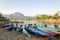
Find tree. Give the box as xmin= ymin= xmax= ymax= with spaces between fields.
xmin=35 ymin=16 xmax=41 ymax=20
xmin=0 ymin=13 xmax=9 ymax=21
xmin=54 ymin=13 xmax=59 ymax=17
xmin=40 ymin=15 xmax=49 ymax=19
xmin=53 ymin=13 xmax=59 ymax=19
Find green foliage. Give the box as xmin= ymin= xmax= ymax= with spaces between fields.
xmin=53 ymin=13 xmax=59 ymax=19
xmin=0 ymin=13 xmax=9 ymax=21
xmin=54 ymin=13 xmax=59 ymax=17
xmin=35 ymin=16 xmax=41 ymax=20
xmin=40 ymin=15 xmax=49 ymax=19
xmin=35 ymin=13 xmax=60 ymax=20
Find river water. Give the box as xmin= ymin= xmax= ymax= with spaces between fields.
xmin=12 ymin=21 xmax=60 ymax=29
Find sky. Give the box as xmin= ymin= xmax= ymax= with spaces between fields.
xmin=0 ymin=0 xmax=60 ymax=16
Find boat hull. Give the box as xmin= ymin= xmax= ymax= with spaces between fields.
xmin=25 ymin=27 xmax=50 ymax=37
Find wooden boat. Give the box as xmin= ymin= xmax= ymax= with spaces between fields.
xmin=37 ymin=26 xmax=60 ymax=36
xmin=25 ymin=27 xmax=51 ymax=37
xmin=4 ymin=24 xmax=13 ymax=31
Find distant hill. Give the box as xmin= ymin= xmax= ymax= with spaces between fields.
xmin=9 ymin=12 xmax=25 ymax=20
xmin=4 ymin=12 xmax=35 ymax=20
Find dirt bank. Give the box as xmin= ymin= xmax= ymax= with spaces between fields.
xmin=0 ymin=28 xmax=60 ymax=40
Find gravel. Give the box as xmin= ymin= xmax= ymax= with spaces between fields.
xmin=0 ymin=28 xmax=60 ymax=40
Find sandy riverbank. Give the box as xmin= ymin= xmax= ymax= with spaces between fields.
xmin=0 ymin=28 xmax=60 ymax=40
xmin=0 ymin=28 xmax=48 ymax=40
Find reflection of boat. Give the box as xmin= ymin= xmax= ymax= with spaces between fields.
xmin=25 ymin=27 xmax=50 ymax=37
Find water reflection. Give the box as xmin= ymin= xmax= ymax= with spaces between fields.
xmin=12 ymin=21 xmax=60 ymax=30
